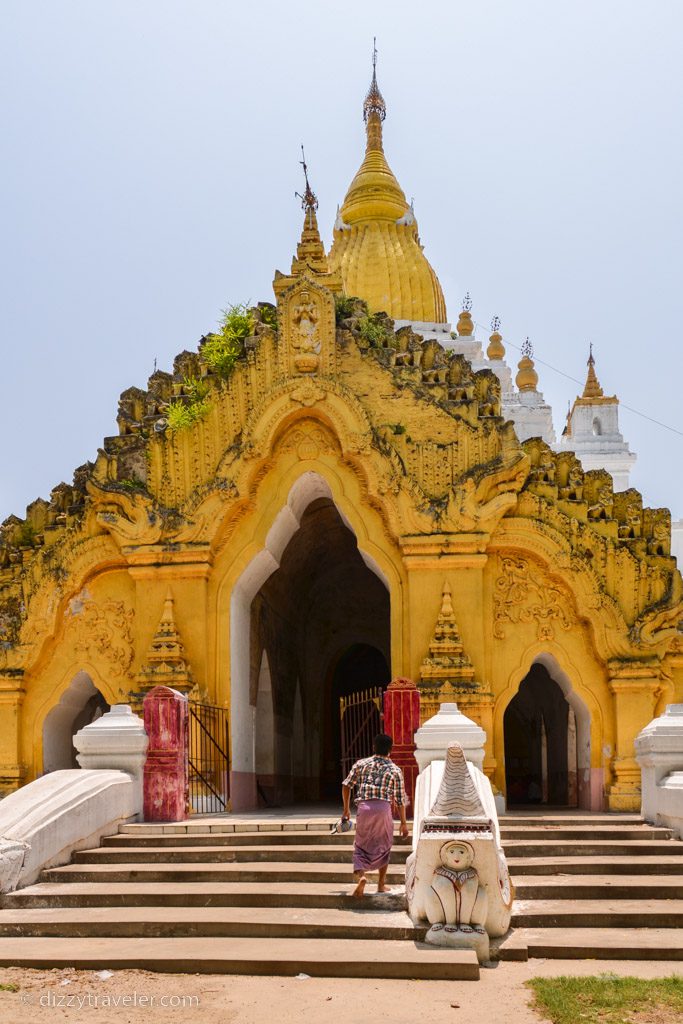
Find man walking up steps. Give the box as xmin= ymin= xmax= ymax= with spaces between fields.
xmin=341 ymin=733 xmax=409 ymax=897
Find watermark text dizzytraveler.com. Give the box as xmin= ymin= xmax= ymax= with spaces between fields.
xmin=20 ymin=991 xmax=201 ymax=1009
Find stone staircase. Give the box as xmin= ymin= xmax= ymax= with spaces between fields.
xmin=0 ymin=812 xmax=682 ymax=978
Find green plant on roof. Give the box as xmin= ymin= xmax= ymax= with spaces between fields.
xmin=358 ymin=313 xmax=390 ymax=347
xmin=165 ymin=303 xmax=257 ymax=433
xmin=258 ymin=304 xmax=278 ymax=330
xmin=166 ymin=375 xmax=212 ymax=433
xmin=203 ymin=303 xmax=254 ymax=378
xmin=334 ymin=294 xmax=357 ymax=322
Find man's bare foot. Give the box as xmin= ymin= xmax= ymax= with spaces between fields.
xmin=352 ymin=875 xmax=367 ymax=897
xmin=376 ymin=885 xmax=395 ymax=893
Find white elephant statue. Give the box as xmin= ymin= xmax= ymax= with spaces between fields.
xmin=406 ymin=741 xmax=514 ymax=961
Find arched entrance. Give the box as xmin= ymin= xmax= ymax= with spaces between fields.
xmin=42 ymin=672 xmax=109 ymax=773
xmin=230 ymin=472 xmax=391 ymax=810
xmin=504 ymin=656 xmax=591 ymax=808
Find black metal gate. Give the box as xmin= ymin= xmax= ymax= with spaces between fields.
xmin=339 ymin=686 xmax=383 ymax=780
xmin=188 ymin=700 xmax=230 ymax=814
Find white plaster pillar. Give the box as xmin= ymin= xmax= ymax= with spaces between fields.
xmin=634 ymin=704 xmax=683 ymax=823
xmin=414 ymin=703 xmax=486 ymax=773
xmin=74 ymin=704 xmax=148 ymax=814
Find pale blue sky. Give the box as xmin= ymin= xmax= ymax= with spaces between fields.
xmin=1 ymin=0 xmax=682 ymax=522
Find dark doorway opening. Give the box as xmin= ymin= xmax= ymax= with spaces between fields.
xmin=323 ymin=643 xmax=390 ymax=799
xmin=250 ymin=497 xmax=390 ymax=806
xmin=504 ymin=663 xmax=578 ymax=807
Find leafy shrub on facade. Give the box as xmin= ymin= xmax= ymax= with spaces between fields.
xmin=203 ymin=303 xmax=254 ymax=378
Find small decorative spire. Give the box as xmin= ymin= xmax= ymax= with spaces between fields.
xmin=456 ymin=292 xmax=474 ymax=336
xmin=135 ymin=588 xmax=194 ymax=698
xmin=582 ymin=342 xmax=604 ymax=399
xmin=419 ymin=582 xmax=477 ymax=718
xmin=295 ymin=146 xmax=319 ymax=229
xmin=487 ymin=314 xmax=505 ymax=360
xmin=289 ymin=146 xmax=329 ymax=277
xmin=516 ymin=337 xmax=539 ymax=392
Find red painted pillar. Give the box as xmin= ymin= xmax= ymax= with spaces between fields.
xmin=383 ymin=677 xmax=420 ymax=812
xmin=143 ymin=686 xmax=189 ymax=822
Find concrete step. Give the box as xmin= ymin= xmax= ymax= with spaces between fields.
xmin=102 ymin=827 xmax=671 ymax=848
xmin=0 ymin=936 xmax=479 ymax=979
xmin=120 ymin=821 xmax=342 ymax=836
xmin=497 ymin=927 xmax=683 ymax=961
xmin=502 ymin=840 xmax=683 ymax=857
xmin=499 ymin=827 xmax=672 ymax=841
xmin=499 ymin=815 xmax=644 ymax=826
xmin=103 ymin=832 xmax=361 ymax=848
xmin=0 ymin=905 xmax=423 ymax=941
xmin=82 ymin=840 xmax=682 ymax=863
xmin=1 ymin=881 xmax=408 ymax=911
xmin=506 ymin=856 xmax=683 ymax=875
xmin=113 ymin=813 xmax=643 ymax=836
xmin=511 ymin=898 xmax=683 ymax=928
xmin=73 ymin=845 xmax=410 ymax=865
xmin=512 ymin=875 xmax=683 ymax=900
xmin=42 ymin=862 xmax=407 ymax=885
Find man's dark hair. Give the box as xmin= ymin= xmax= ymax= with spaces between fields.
xmin=374 ymin=733 xmax=393 ymax=756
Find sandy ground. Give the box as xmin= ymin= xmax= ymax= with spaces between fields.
xmin=0 ymin=960 xmax=681 ymax=1024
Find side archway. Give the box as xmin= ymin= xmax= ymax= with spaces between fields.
xmin=496 ymin=650 xmax=602 ymax=810
xmin=41 ymin=671 xmax=109 ymax=773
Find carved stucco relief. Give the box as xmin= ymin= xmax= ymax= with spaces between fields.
xmin=493 ymin=555 xmax=576 ymax=642
xmin=64 ymin=593 xmax=135 ymax=679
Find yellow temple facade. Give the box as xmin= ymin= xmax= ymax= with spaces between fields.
xmin=1 ymin=65 xmax=682 ymax=813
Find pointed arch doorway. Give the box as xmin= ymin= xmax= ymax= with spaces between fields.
xmin=503 ymin=655 xmax=592 ymax=809
xmin=230 ymin=472 xmax=391 ymax=810
xmin=42 ymin=672 xmax=109 ymax=773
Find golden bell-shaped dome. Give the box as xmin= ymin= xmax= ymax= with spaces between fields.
xmin=516 ymin=339 xmax=539 ymax=392
xmin=329 ymin=58 xmax=447 ymax=323
xmin=487 ymin=316 xmax=505 ymax=359
xmin=455 ymin=293 xmax=474 ymax=336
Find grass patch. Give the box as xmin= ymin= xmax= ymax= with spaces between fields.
xmin=527 ymin=975 xmax=683 ymax=1024
xmin=0 ymin=983 xmax=19 ymax=992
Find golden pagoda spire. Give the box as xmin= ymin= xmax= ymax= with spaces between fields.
xmin=516 ymin=337 xmax=539 ymax=392
xmin=582 ymin=343 xmax=604 ymax=399
xmin=337 ymin=43 xmax=408 ymax=225
xmin=328 ymin=47 xmax=447 ymax=322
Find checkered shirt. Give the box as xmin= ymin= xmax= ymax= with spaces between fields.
xmin=343 ymin=755 xmax=406 ymax=806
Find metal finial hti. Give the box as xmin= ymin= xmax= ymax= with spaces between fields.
xmin=521 ymin=336 xmax=533 ymax=359
xmin=462 ymin=292 xmax=472 ymax=313
xmin=364 ymin=37 xmax=386 ymax=123
xmin=490 ymin=315 xmax=501 ymax=333
xmin=588 ymin=341 xmax=594 ymax=364
xmin=295 ymin=145 xmax=318 ymax=223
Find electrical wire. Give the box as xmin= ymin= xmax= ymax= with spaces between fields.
xmin=472 ymin=318 xmax=683 ymax=438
